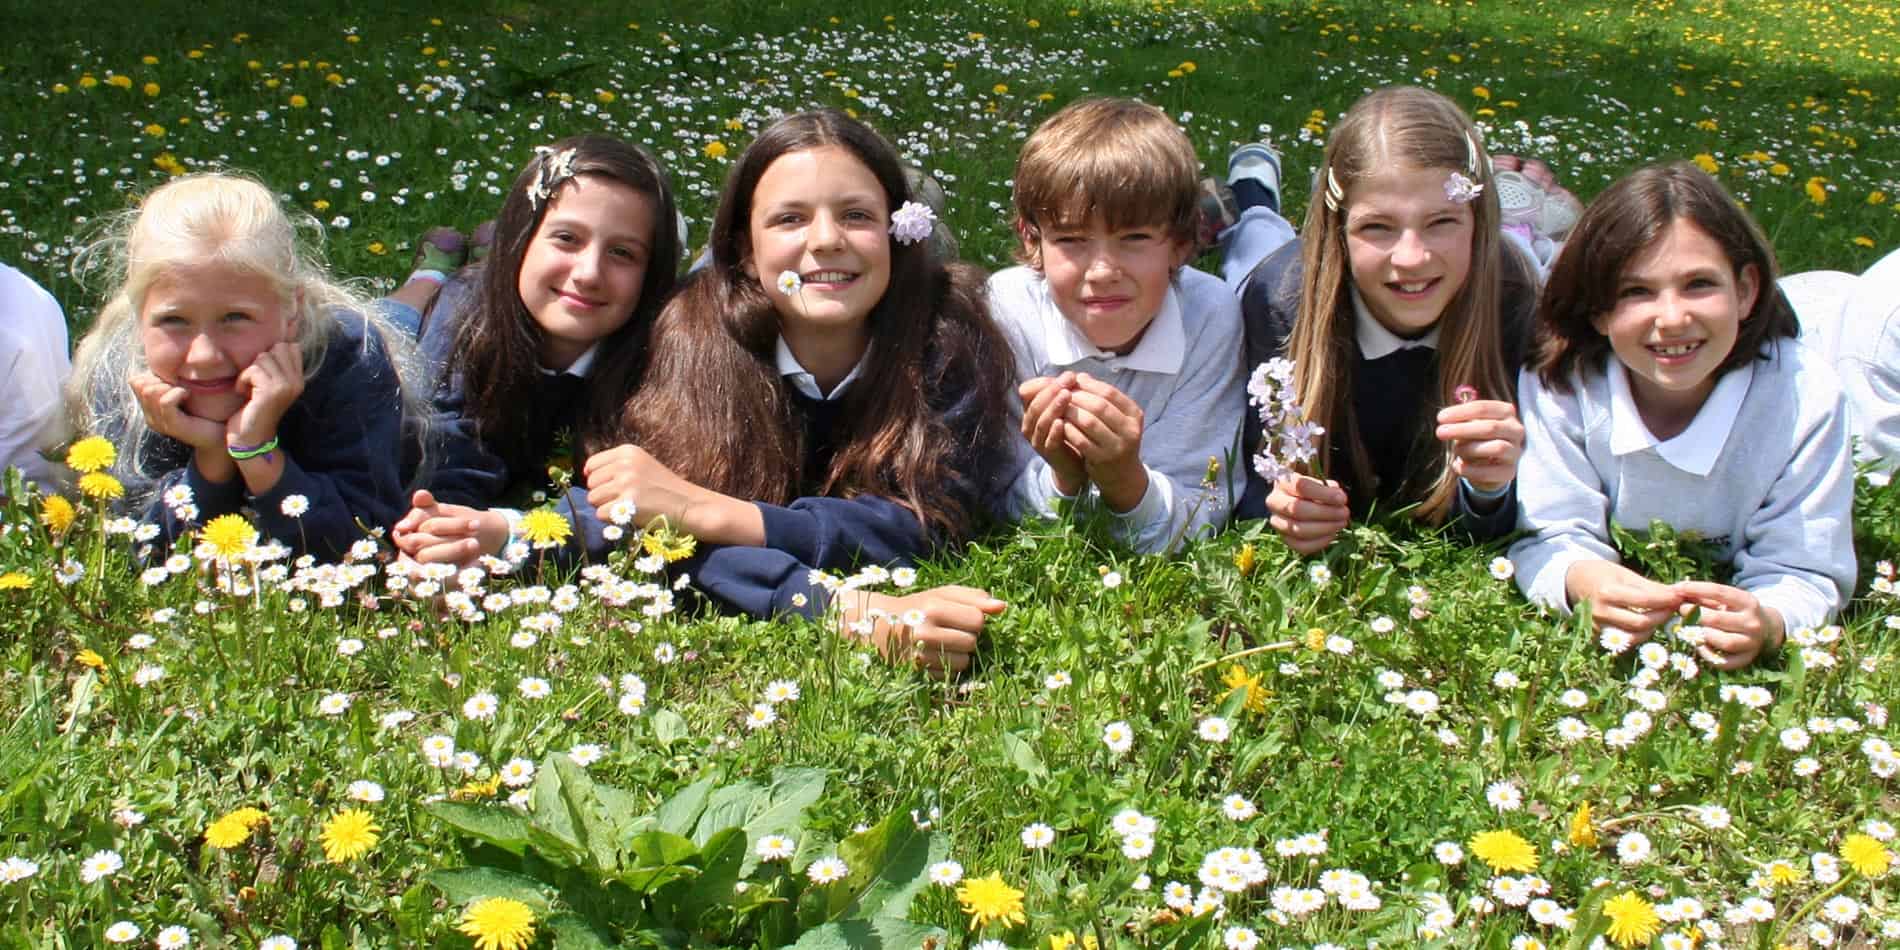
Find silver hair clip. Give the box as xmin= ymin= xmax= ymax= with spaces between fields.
xmin=1324 ymin=166 xmax=1345 ymax=212
xmin=527 ymin=146 xmax=579 ymax=210
xmin=1464 ymin=130 xmax=1484 ymax=178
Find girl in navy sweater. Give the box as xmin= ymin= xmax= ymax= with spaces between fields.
xmin=392 ymin=135 xmax=682 ymax=562
xmin=583 ymin=110 xmax=1019 ymax=673
xmin=1237 ymin=86 xmax=1536 ymax=553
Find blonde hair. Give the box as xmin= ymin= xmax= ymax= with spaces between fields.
xmin=67 ymin=172 xmax=429 ymax=501
xmin=1011 ymin=97 xmax=1201 ymax=265
xmin=1286 ymin=86 xmax=1512 ymax=523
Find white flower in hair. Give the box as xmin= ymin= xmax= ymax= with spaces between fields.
xmin=1444 ymin=172 xmax=1484 ymax=204
xmin=776 ymin=270 xmax=803 ymax=295
xmin=888 ymin=200 xmax=936 ymax=245
xmin=528 ymin=146 xmax=579 ymax=209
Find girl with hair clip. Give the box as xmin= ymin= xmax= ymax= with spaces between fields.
xmin=67 ymin=172 xmax=425 ymax=560
xmin=391 ymin=135 xmax=682 ymax=563
xmin=1509 ymin=162 xmax=1854 ymax=671
xmin=1235 ymin=86 xmax=1539 ymax=553
xmin=582 ymin=109 xmax=1019 ymax=674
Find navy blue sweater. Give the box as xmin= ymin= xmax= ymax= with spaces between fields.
xmin=1234 ymin=241 xmax=1536 ymax=539
xmin=137 ymin=311 xmax=406 ymax=561
xmin=687 ymin=353 xmax=1015 ymax=620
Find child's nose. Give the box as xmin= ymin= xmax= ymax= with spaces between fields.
xmin=570 ymin=246 xmax=602 ymax=284
xmin=1655 ymin=293 xmax=1694 ymax=329
xmin=1391 ymin=229 xmax=1430 ymax=268
xmin=184 ymin=332 xmax=223 ymax=367
xmin=1085 ymin=246 xmax=1120 ymax=278
xmin=807 ymin=211 xmax=845 ymax=251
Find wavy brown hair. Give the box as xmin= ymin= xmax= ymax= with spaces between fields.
xmin=619 ymin=109 xmax=1014 ymax=542
xmin=446 ymin=135 xmax=681 ymax=474
xmin=1533 ymin=161 xmax=1797 ymax=391
xmin=1284 ymin=86 xmax=1514 ymax=523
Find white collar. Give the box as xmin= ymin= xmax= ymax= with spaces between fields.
xmin=1352 ymin=288 xmax=1439 ymax=359
xmin=1606 ymin=353 xmax=1753 ymax=476
xmin=1043 ymin=279 xmax=1186 ymax=374
xmin=540 ymin=342 xmax=601 ymax=379
xmin=775 ymin=336 xmax=868 ymax=401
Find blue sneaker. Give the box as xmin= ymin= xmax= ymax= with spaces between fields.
xmin=1228 ymin=142 xmax=1284 ymax=211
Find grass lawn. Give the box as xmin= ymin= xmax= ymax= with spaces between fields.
xmin=1 ymin=1 xmax=1899 ymax=947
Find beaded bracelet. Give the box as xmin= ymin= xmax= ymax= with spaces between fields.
xmin=227 ymin=436 xmax=280 ymax=461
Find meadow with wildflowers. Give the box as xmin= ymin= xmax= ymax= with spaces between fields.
xmin=3 ymin=0 xmax=1900 ymax=947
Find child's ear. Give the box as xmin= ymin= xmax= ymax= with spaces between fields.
xmin=1014 ymin=218 xmax=1042 ymax=270
xmin=1169 ymin=235 xmax=1194 ymax=270
xmin=1735 ymin=262 xmax=1761 ymax=320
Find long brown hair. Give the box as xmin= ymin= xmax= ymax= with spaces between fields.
xmin=619 ymin=110 xmax=1014 ymax=542
xmin=447 ymin=135 xmax=681 ymax=473
xmin=1284 ymin=86 xmax=1513 ymax=523
xmin=1534 ymin=161 xmax=1797 ymax=391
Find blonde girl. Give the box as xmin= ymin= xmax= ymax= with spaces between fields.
xmin=69 ymin=172 xmax=424 ymax=559
xmin=1235 ymin=86 xmax=1538 ymax=554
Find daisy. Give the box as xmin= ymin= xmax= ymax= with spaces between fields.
xmin=0 ymin=857 xmax=37 ymax=882
xmin=517 ymin=677 xmax=551 ymax=700
xmin=156 ymin=926 xmax=191 ymax=949
xmin=745 ymin=703 xmax=778 ymax=730
xmin=806 ymin=856 xmax=849 ymax=884
xmin=1197 ymin=717 xmax=1232 ymax=742
xmin=1044 ymin=670 xmax=1072 ymax=690
xmin=1020 ymin=823 xmax=1055 ymax=850
xmin=927 ymin=860 xmax=963 ymax=886
xmin=568 ymin=744 xmax=604 ymax=767
xmin=1121 ymin=833 xmax=1155 ymax=860
xmin=1111 ymin=809 xmax=1156 ymax=838
xmin=1485 ymin=781 xmax=1523 ymax=812
xmin=462 ymin=692 xmax=499 ymax=721
xmin=318 ymin=693 xmax=351 ymax=716
xmin=346 ymin=780 xmax=385 ymax=803
xmin=1221 ymin=794 xmax=1256 ymax=820
xmin=1102 ymin=720 xmax=1134 ymax=755
xmin=755 ymin=835 xmax=796 ymax=861
xmin=499 ymin=758 xmax=536 ymax=788
xmin=764 ymin=679 xmax=800 ymax=704
xmin=104 ymin=922 xmax=140 ymax=943
xmin=1434 ymin=841 xmax=1465 ymax=865
xmin=1616 ymin=831 xmax=1652 ymax=865
xmin=80 ymin=849 xmax=123 ymax=883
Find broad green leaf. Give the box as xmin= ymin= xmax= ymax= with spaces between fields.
xmin=1001 ymin=731 xmax=1048 ymax=782
xmin=628 ymin=830 xmax=701 ymax=867
xmin=653 ymin=777 xmax=715 ymax=838
xmin=425 ymin=801 xmax=532 ymax=855
xmin=825 ymin=797 xmax=940 ymax=922
xmin=740 ymin=768 xmax=826 ymax=840
xmin=530 ymin=756 xmax=585 ymax=856
xmin=676 ymin=826 xmax=747 ymax=928
xmin=422 ymin=867 xmax=553 ymax=912
xmin=554 ymin=756 xmax=621 ymax=872
xmin=787 ymin=918 xmax=947 ymax=950
xmin=650 ymin=708 xmax=688 ymax=747
xmin=544 ymin=912 xmax=620 ymax=949
xmin=693 ymin=780 xmax=766 ymax=846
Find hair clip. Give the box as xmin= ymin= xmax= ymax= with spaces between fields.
xmin=888 ymin=200 xmax=936 ymax=246
xmin=1444 ymin=171 xmax=1484 ymax=204
xmin=1465 ymin=130 xmax=1484 ymax=177
xmin=1324 ymin=167 xmax=1345 ymax=212
xmin=527 ymin=146 xmax=579 ymax=210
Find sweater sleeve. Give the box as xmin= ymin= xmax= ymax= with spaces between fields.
xmin=415 ymin=284 xmax=515 ymax=508
xmin=1732 ymin=353 xmax=1856 ymax=633
xmin=1508 ymin=368 xmax=1618 ymax=613
xmin=1234 ymin=244 xmax=1302 ymax=523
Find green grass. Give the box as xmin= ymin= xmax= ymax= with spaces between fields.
xmin=2 ymin=1 xmax=1900 ymax=947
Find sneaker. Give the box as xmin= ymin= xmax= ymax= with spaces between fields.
xmin=1537 ymin=186 xmax=1583 ymax=241
xmin=1227 ymin=142 xmax=1284 ymax=210
xmin=468 ymin=219 xmax=498 ymax=263
xmin=901 ymin=164 xmax=959 ymax=261
xmin=1194 ymin=177 xmax=1238 ymax=252
xmin=412 ymin=226 xmax=467 ymax=273
xmin=1493 ymin=171 xmax=1544 ymax=230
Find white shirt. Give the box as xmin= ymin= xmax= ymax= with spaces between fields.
xmin=0 ymin=262 xmax=70 ymax=493
xmin=775 ymin=336 xmax=868 ymax=401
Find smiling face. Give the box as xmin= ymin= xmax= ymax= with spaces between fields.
xmin=139 ymin=262 xmax=294 ymax=422
xmin=1593 ymin=217 xmax=1758 ymax=430
xmin=1342 ymin=164 xmax=1476 ymax=337
xmin=516 ymin=174 xmax=658 ymax=371
xmin=1033 ymin=217 xmax=1192 ymax=354
xmin=748 ymin=145 xmax=892 ymax=350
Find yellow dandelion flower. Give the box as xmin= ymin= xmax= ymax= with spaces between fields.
xmin=0 ymin=572 xmax=31 ymax=591
xmin=1233 ymin=542 xmax=1257 ymax=576
xmin=201 ymin=513 xmax=258 ymax=559
xmin=367 ymin=241 xmax=387 ymax=256
xmin=76 ymin=648 xmax=107 ymax=670
xmin=518 ymin=509 xmax=572 ymax=549
xmin=141 ymin=54 xmax=159 ymax=65
xmin=143 ymin=123 xmax=166 ymax=137
xmin=1167 ymin=69 xmax=1184 ymax=78
xmin=596 ymin=90 xmax=615 ymax=104
xmin=188 ymin=49 xmax=203 ymax=59
xmin=1469 ymin=829 xmax=1538 ymax=872
xmin=1840 ymin=833 xmax=1892 ymax=877
xmin=1870 ymin=190 xmax=1888 ymax=205
xmin=142 ymin=82 xmax=160 ymax=97
xmin=453 ymin=776 xmax=503 ymax=801
xmin=1179 ymin=61 xmax=1196 ymax=73
xmin=288 ymin=93 xmax=307 ymax=108
xmin=458 ymin=897 xmax=537 ymax=950
xmin=79 ymin=472 xmax=125 ymax=501
xmin=66 ymin=436 xmax=117 ymax=473
xmin=227 ymin=807 xmax=268 ymax=829
xmin=205 ymin=815 xmax=253 ymax=849
xmin=1855 ymin=236 xmax=1875 ymax=248
xmin=324 ymin=72 xmax=343 ymax=86
xmin=1602 ymin=891 xmax=1661 ymax=948
xmin=318 ymin=808 xmax=380 ymax=862
xmin=1304 ymin=626 xmax=1327 ymax=651
xmin=992 ymin=83 xmax=1009 ymax=95
xmin=1805 ymin=177 xmax=1828 ymax=205
xmin=1568 ymin=802 xmax=1598 ymax=848
xmin=1692 ymin=153 xmax=1720 ymax=175
xmin=1769 ymin=162 xmax=1791 ymax=176
xmin=312 ymin=198 xmax=330 ymax=211
xmin=1472 ymin=85 xmax=1490 ymax=99
xmin=1223 ymin=665 xmax=1270 ymax=714
xmin=79 ymin=75 xmax=99 ymax=89
xmin=52 ymin=82 xmax=69 ymax=93
xmin=1766 ymin=859 xmax=1804 ymax=887
xmin=1027 ymin=18 xmax=1039 ymax=27
xmin=40 ymin=495 xmax=76 ymax=533
xmin=641 ymin=526 xmax=696 ymax=562
xmin=106 ymin=74 xmax=132 ymax=89
xmin=956 ymin=872 xmax=1026 ymax=930
xmin=704 ymin=140 xmax=727 ymax=159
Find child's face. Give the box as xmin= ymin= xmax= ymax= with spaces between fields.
xmin=1592 ymin=217 xmax=1758 ymax=422
xmin=1343 ymin=164 xmax=1476 ymax=337
xmin=749 ymin=146 xmax=892 ymax=344
xmin=517 ymin=175 xmax=658 ymax=372
xmin=1033 ymin=217 xmax=1192 ymax=354
xmin=139 ymin=262 xmax=294 ymax=422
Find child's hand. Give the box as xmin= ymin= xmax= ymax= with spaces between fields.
xmin=227 ymin=341 xmax=304 ymax=449
xmin=131 ymin=372 xmax=225 ymax=450
xmin=1564 ymin=560 xmax=1682 ymax=637
xmin=1434 ymin=398 xmax=1524 ymax=493
xmin=843 ymin=585 xmax=1006 ymax=676
xmin=1061 ymin=373 xmax=1148 ymax=513
xmin=392 ymin=489 xmax=506 ymax=564
xmin=1674 ymin=581 xmax=1785 ymax=670
xmin=1267 ymin=474 xmax=1349 ymax=555
xmin=583 ymin=444 xmax=761 ymax=546
xmin=1019 ymin=373 xmax=1086 ymax=495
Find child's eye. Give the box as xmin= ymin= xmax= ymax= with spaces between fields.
xmin=844 ymin=208 xmax=878 ymax=223
xmin=221 ymin=311 xmax=253 ymax=323
xmin=610 ymin=245 xmax=645 ymax=262
xmin=1616 ymin=285 xmax=1653 ymax=300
